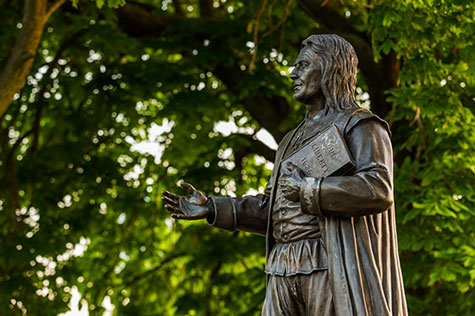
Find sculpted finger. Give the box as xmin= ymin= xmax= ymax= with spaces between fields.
xmin=284 ymin=162 xmax=302 ymax=177
xmin=162 ymin=196 xmax=179 ymax=207
xmin=284 ymin=161 xmax=298 ymax=173
xmin=162 ymin=190 xmax=180 ymax=200
xmin=171 ymin=213 xmax=191 ymax=220
xmin=190 ymin=190 xmax=208 ymax=204
xmin=286 ymin=161 xmax=298 ymax=169
xmin=292 ymin=167 xmax=303 ymax=179
xmin=165 ymin=204 xmax=183 ymax=214
xmin=282 ymin=188 xmax=294 ymax=196
xmin=179 ymin=180 xmax=197 ymax=194
xmin=296 ymin=164 xmax=306 ymax=177
xmin=280 ymin=188 xmax=290 ymax=195
xmin=280 ymin=173 xmax=291 ymax=182
xmin=280 ymin=179 xmax=291 ymax=187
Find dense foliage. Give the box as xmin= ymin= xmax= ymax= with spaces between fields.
xmin=0 ymin=0 xmax=473 ymax=315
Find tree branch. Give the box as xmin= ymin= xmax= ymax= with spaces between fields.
xmin=0 ymin=0 xmax=65 ymax=119
xmin=0 ymin=0 xmax=47 ymax=118
xmin=260 ymin=0 xmax=292 ymax=39
xmin=117 ymin=4 xmax=291 ymax=142
xmin=45 ymin=0 xmax=66 ymax=20
xmin=229 ymin=134 xmax=276 ymax=162
xmin=7 ymin=26 xmax=92 ymax=158
xmin=296 ymin=0 xmax=368 ymax=42
xmin=123 ymin=252 xmax=187 ymax=287
xmin=172 ymin=0 xmax=184 ymax=15
xmin=116 ymin=3 xmax=187 ymax=38
xmin=199 ymin=0 xmax=214 ymax=18
xmin=212 ymin=63 xmax=289 ymax=142
xmin=249 ymin=0 xmax=268 ymax=73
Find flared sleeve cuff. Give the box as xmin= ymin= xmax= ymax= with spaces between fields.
xmin=300 ymin=177 xmax=322 ymax=217
xmin=205 ymin=196 xmax=237 ymax=232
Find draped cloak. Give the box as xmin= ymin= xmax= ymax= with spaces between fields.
xmin=207 ymin=108 xmax=408 ymax=316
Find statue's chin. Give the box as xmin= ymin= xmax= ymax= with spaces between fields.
xmin=293 ymin=92 xmax=304 ymax=102
xmin=293 ymin=90 xmax=323 ymax=106
xmin=293 ymin=92 xmax=309 ymax=104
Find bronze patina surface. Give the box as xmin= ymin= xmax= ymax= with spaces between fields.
xmin=162 ymin=34 xmax=408 ymax=316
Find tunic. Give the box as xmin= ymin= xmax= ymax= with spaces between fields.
xmin=266 ymin=113 xmax=328 ymax=277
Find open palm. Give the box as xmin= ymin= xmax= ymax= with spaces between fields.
xmin=162 ymin=181 xmax=210 ymax=220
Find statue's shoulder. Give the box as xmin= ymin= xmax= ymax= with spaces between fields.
xmin=338 ymin=108 xmax=391 ymax=137
xmin=276 ymin=127 xmax=297 ymax=153
xmin=278 ymin=118 xmax=307 ymax=149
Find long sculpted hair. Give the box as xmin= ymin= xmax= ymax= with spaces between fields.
xmin=302 ymin=34 xmax=360 ymax=112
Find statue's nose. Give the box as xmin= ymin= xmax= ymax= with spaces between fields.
xmin=289 ymin=68 xmax=298 ymax=80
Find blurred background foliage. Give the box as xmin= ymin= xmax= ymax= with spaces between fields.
xmin=0 ymin=0 xmax=474 ymax=315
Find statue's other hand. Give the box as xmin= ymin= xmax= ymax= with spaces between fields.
xmin=280 ymin=162 xmax=305 ymax=202
xmin=162 ymin=180 xmax=210 ymax=220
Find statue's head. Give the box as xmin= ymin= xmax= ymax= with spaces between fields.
xmin=290 ymin=34 xmax=359 ymax=112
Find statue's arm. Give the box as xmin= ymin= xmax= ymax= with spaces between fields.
xmin=206 ymin=180 xmax=272 ymax=236
xmin=301 ymin=118 xmax=394 ymax=217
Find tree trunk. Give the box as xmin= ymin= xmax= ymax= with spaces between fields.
xmin=0 ymin=0 xmax=65 ymax=118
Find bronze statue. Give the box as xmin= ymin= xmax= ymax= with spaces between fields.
xmin=162 ymin=34 xmax=408 ymax=316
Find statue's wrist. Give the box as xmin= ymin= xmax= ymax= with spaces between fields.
xmin=205 ymin=198 xmax=215 ymax=222
xmin=300 ymin=177 xmax=322 ymax=216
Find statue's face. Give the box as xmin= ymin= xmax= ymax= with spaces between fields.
xmin=290 ymin=46 xmax=322 ymax=103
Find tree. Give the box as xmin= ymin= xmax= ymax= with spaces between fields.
xmin=0 ymin=0 xmax=473 ymax=315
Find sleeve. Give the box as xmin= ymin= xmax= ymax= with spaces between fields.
xmin=300 ymin=118 xmax=394 ymax=217
xmin=205 ymin=179 xmax=272 ymax=236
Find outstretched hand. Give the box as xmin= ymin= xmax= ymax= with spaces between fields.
xmin=279 ymin=162 xmax=306 ymax=202
xmin=162 ymin=180 xmax=210 ymax=220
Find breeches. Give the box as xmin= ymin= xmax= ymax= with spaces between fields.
xmin=261 ymin=270 xmax=334 ymax=316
